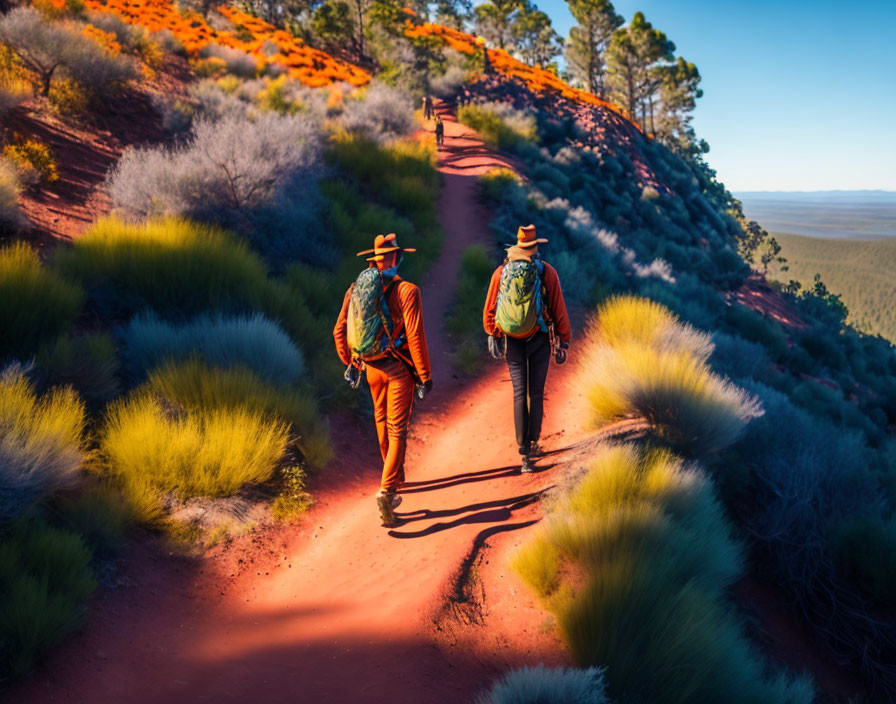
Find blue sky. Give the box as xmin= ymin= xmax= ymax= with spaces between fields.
xmin=528 ymin=0 xmax=896 ymax=191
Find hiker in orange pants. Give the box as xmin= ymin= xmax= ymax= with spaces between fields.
xmin=334 ymin=233 xmax=433 ymax=523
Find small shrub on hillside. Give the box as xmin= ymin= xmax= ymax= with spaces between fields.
xmin=47 ymin=75 xmax=90 ymax=115
xmin=709 ymin=331 xmax=770 ymax=381
xmin=0 ymin=46 xmax=29 ymax=115
xmin=723 ymin=304 xmax=788 ymax=361
xmin=54 ymin=480 xmax=129 ymax=560
xmin=338 ymin=81 xmax=415 ymax=144
xmin=458 ymin=101 xmax=536 ymax=151
xmin=475 ymin=665 xmax=610 ymax=704
xmin=36 ymin=333 xmax=120 ymax=410
xmin=0 ymin=364 xmax=86 ymax=521
xmin=100 ymin=392 xmax=290 ymax=523
xmin=834 ymin=517 xmax=896 ymax=612
xmin=3 ymin=136 xmax=59 ymax=185
xmin=0 ymin=517 xmax=96 ymax=678
xmin=478 ymin=168 xmax=518 ymax=203
xmin=107 ymin=112 xmax=325 ymax=264
xmin=199 ymin=42 xmax=258 ymax=78
xmin=122 ymin=311 xmax=305 ymax=386
xmin=730 ymin=382 xmax=880 ymax=592
xmin=0 ymin=157 xmax=25 ymax=233
xmin=0 ymin=242 xmax=85 ymax=360
xmin=53 ymin=217 xmax=270 ymax=319
xmin=143 ymin=358 xmax=331 ymax=468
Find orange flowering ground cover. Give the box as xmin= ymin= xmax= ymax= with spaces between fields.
xmin=44 ymin=0 xmax=370 ymax=88
xmin=404 ymin=21 xmax=641 ymax=131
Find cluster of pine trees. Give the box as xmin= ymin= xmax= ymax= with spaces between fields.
xmin=230 ymin=0 xmax=703 ymax=156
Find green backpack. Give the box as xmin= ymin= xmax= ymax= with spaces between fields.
xmin=347 ymin=267 xmax=399 ymax=360
xmin=495 ymin=259 xmax=546 ymax=338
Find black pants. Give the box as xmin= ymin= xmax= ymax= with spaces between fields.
xmin=505 ymin=331 xmax=551 ymax=456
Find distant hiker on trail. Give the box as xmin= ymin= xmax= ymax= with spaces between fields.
xmin=334 ymin=233 xmax=433 ymax=527
xmin=422 ymin=95 xmax=434 ymax=120
xmin=483 ymin=225 xmax=571 ymax=473
xmin=434 ymin=115 xmax=444 ymax=148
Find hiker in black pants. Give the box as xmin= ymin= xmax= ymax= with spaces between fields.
xmin=483 ymin=225 xmax=571 ymax=472
xmin=434 ymin=115 xmax=444 ymax=148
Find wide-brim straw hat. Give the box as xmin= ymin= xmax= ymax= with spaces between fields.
xmin=357 ymin=233 xmax=417 ymax=262
xmin=512 ymin=224 xmax=548 ymax=248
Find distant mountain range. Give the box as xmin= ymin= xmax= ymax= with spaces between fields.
xmin=734 ymin=190 xmax=896 ymax=239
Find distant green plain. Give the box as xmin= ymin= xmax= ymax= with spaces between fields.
xmin=768 ymin=233 xmax=896 ymax=342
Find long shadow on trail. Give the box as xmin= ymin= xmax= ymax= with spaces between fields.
xmin=398 ymin=464 xmax=519 ymax=494
xmin=388 ymin=488 xmax=551 ymax=539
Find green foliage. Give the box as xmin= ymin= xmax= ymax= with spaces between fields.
xmin=53 ymin=217 xmax=270 ymax=319
xmin=0 ymin=517 xmax=96 ymax=679
xmin=723 ymin=304 xmax=788 ymax=361
xmin=99 ymin=391 xmax=290 ymax=523
xmin=446 ymin=245 xmax=494 ymax=373
xmin=54 ymin=481 xmax=129 ymax=559
xmin=564 ymin=0 xmax=623 ymax=97
xmin=513 ymin=444 xmax=812 ymax=704
xmin=0 ymin=241 xmax=85 ymax=360
xmin=834 ymin=517 xmax=896 ymax=612
xmin=458 ymin=102 xmax=536 ymax=152
xmin=271 ymin=464 xmax=313 ymax=522
xmin=122 ymin=311 xmax=305 ymax=386
xmin=36 ymin=333 xmax=121 ymax=411
xmin=328 ymin=135 xmax=440 ymax=229
xmin=478 ymin=167 xmax=519 ymax=203
xmin=476 ymin=665 xmax=610 ymax=704
xmin=143 ymin=358 xmax=331 ymax=468
xmin=0 ymin=364 xmax=86 ymax=521
xmin=0 ymin=156 xmax=24 ymax=234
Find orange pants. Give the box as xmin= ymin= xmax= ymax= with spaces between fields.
xmin=365 ymin=356 xmax=414 ymax=493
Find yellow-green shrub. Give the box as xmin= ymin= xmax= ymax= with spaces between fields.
xmin=457 ymin=102 xmax=535 ymax=151
xmin=0 ymin=365 xmax=86 ymax=520
xmin=0 ymin=517 xmax=96 ymax=679
xmin=578 ymin=296 xmax=761 ymax=456
xmin=99 ymin=392 xmax=290 ymax=523
xmin=3 ymin=137 xmax=59 ymax=184
xmin=144 ymin=358 xmax=332 ymax=468
xmin=53 ymin=216 xmax=270 ymax=319
xmin=513 ymin=445 xmax=812 ymax=704
xmin=0 ymin=242 xmax=85 ymax=359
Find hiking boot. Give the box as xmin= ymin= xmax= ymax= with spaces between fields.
xmin=529 ymin=441 xmax=544 ymax=457
xmin=376 ymin=492 xmax=400 ymax=526
xmin=521 ymin=456 xmax=535 ymax=474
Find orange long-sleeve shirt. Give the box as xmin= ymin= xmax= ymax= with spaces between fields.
xmin=482 ymin=260 xmax=571 ymax=343
xmin=334 ymin=275 xmax=432 ymax=383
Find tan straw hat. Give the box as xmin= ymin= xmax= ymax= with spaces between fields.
xmin=514 ymin=224 xmax=548 ymax=248
xmin=356 ymin=233 xmax=417 ymax=262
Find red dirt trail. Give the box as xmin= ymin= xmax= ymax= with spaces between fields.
xmin=11 ymin=102 xmax=600 ymax=704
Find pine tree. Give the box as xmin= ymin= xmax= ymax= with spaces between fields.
xmin=514 ymin=0 xmax=562 ymax=68
xmin=433 ymin=0 xmax=473 ymax=30
xmin=606 ymin=12 xmax=674 ymax=129
xmin=655 ymin=56 xmax=703 ymax=152
xmin=564 ymin=0 xmax=622 ymax=97
xmin=473 ymin=0 xmax=522 ymax=50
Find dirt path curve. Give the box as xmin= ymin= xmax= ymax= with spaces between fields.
xmin=13 ymin=102 xmax=605 ymax=704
